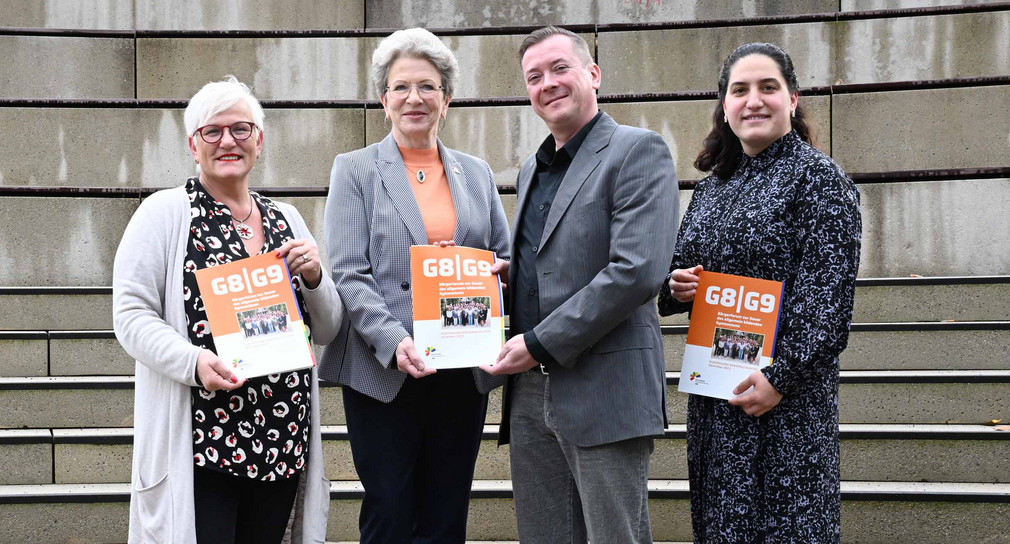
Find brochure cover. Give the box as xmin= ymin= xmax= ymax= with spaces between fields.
xmin=679 ymin=271 xmax=784 ymax=400
xmin=410 ymin=245 xmax=505 ymax=369
xmin=194 ymin=252 xmax=315 ymax=380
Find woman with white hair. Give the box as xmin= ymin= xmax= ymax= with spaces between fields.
xmin=113 ymin=76 xmax=343 ymax=543
xmin=318 ymin=28 xmax=510 ymax=543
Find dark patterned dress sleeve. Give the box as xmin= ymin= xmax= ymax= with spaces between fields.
xmin=761 ymin=160 xmax=862 ymax=396
xmin=658 ymin=177 xmax=709 ymax=317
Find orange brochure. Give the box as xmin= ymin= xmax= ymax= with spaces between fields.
xmin=194 ymin=252 xmax=315 ymax=380
xmin=679 ymin=271 xmax=783 ymax=400
xmin=410 ymin=245 xmax=505 ymax=369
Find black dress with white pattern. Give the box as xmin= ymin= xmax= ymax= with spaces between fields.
xmin=182 ymin=177 xmax=313 ymax=481
xmin=658 ymin=131 xmax=861 ymax=543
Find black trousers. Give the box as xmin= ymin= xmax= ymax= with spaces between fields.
xmin=193 ymin=465 xmax=300 ymax=544
xmin=343 ymin=368 xmax=487 ymax=544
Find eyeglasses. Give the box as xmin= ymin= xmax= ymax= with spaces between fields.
xmin=385 ymin=82 xmax=444 ymax=99
xmin=194 ymin=122 xmax=257 ymax=144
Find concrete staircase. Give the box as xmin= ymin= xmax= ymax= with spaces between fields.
xmin=2 ymin=1 xmax=1009 ymax=542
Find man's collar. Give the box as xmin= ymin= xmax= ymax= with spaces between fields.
xmin=536 ymin=110 xmax=604 ymax=166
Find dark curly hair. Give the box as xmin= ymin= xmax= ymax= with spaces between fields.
xmin=694 ymin=43 xmax=815 ymax=180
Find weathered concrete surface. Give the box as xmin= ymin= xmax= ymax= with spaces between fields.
xmin=135 ymin=0 xmax=363 ymax=30
xmin=0 ymin=502 xmax=129 ymax=543
xmin=0 ymin=0 xmax=132 ymax=29
xmin=843 ymin=0 xmax=1006 ymax=9
xmin=600 ymin=12 xmax=1010 ymax=94
xmin=841 ymin=501 xmax=1010 ymax=544
xmin=0 ymin=294 xmax=112 ymax=330
xmin=136 ymin=37 xmax=378 ymax=100
xmin=0 ymin=387 xmax=134 ymax=428
xmin=54 ymin=442 xmax=131 ymax=484
xmin=0 ymin=36 xmax=134 ymax=99
xmin=366 ymin=0 xmax=836 ymax=28
xmin=842 ymin=436 xmax=1010 ymax=483
xmin=50 ymin=337 xmax=134 ymax=376
xmin=0 ymin=108 xmax=363 ymax=189
xmin=832 ymin=86 xmax=1010 ymax=172
xmin=0 ymin=440 xmax=51 ymax=485
xmin=599 ymin=22 xmax=834 ymax=94
xmin=0 ymin=337 xmax=47 ymax=377
xmin=851 ymin=283 xmax=1010 ymax=323
xmin=859 ymin=179 xmax=1010 ymax=277
xmin=839 ymin=382 xmax=1009 ymax=424
xmin=836 ymin=12 xmax=1010 ymax=85
xmin=842 ymin=329 xmax=1010 ymax=371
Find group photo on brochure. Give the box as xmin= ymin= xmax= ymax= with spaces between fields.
xmin=111 ymin=21 xmax=860 ymax=544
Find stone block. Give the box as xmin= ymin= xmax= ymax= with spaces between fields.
xmin=852 ymin=282 xmax=1010 ymax=323
xmin=843 ymin=0 xmax=1005 ymax=9
xmin=0 ymin=431 xmax=51 ymax=485
xmin=598 ymin=22 xmax=835 ymax=94
xmin=859 ymin=179 xmax=1010 ymax=277
xmin=0 ymin=198 xmax=136 ymax=287
xmin=0 ymin=0 xmax=133 ymax=29
xmin=365 ymin=0 xmax=836 ymax=28
xmin=0 ymin=36 xmax=134 ymax=99
xmin=0 ymin=336 xmax=47 ymax=377
xmin=605 ymin=97 xmax=831 ymax=181
xmin=836 ymin=12 xmax=1010 ymax=85
xmin=134 ymin=0 xmax=363 ymax=30
xmin=0 ymin=293 xmax=112 ymax=330
xmin=0 ymin=381 xmax=134 ymax=428
xmin=53 ymin=439 xmax=131 ymax=484
xmin=50 ymin=336 xmax=134 ymax=376
xmin=839 ymin=382 xmax=1008 ymax=424
xmin=0 ymin=501 xmax=128 ymax=543
xmin=841 ymin=500 xmax=1010 ymax=543
xmin=136 ymin=37 xmax=380 ymax=100
xmin=0 ymin=108 xmax=363 ymax=189
xmin=841 ymin=434 xmax=1010 ymax=483
xmin=843 ymin=328 xmax=1010 ymax=371
xmin=832 ymin=86 xmax=1010 ymax=172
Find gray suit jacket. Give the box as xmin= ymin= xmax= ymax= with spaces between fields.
xmin=501 ymin=112 xmax=679 ymax=447
xmin=319 ymin=133 xmax=510 ymax=402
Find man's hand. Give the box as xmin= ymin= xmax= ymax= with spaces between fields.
xmin=480 ymin=334 xmax=539 ymax=375
xmin=728 ymin=371 xmax=783 ymax=417
xmin=490 ymin=260 xmax=510 ymax=291
xmin=396 ymin=336 xmax=437 ymax=379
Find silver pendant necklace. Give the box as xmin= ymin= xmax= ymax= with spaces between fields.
xmin=416 ymin=169 xmax=426 ymax=183
xmin=231 ymin=195 xmax=255 ymax=240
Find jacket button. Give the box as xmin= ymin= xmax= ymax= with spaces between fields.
xmin=369 ymin=345 xmax=376 ymax=354
xmin=401 ymin=282 xmax=410 ymax=291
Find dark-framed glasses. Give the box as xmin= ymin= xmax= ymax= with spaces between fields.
xmin=385 ymin=82 xmax=444 ymax=99
xmin=194 ymin=122 xmax=257 ymax=144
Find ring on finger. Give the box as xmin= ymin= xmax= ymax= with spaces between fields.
xmin=302 ymin=254 xmax=309 ymax=263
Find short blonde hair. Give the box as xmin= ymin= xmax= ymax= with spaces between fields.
xmin=370 ymin=28 xmax=458 ymax=99
xmin=184 ymin=75 xmax=265 ymax=137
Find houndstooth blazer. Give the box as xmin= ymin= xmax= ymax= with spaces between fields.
xmin=318 ymin=133 xmax=510 ymax=402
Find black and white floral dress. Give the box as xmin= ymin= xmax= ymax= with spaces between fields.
xmin=659 ymin=131 xmax=862 ymax=543
xmin=182 ymin=177 xmax=313 ymax=481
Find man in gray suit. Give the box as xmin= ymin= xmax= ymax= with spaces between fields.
xmin=481 ymin=26 xmax=679 ymax=543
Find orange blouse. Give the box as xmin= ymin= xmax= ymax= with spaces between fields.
xmin=399 ymin=145 xmax=457 ymax=244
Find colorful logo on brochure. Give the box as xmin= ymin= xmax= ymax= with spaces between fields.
xmin=231 ymin=358 xmax=242 ymax=368
xmin=424 ymin=346 xmax=437 ymax=357
xmin=689 ymin=372 xmax=701 ymax=381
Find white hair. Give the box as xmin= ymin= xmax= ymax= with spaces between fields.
xmin=370 ymin=28 xmax=459 ymax=99
xmin=183 ymin=75 xmax=265 ymax=138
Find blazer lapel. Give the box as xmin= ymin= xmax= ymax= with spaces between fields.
xmin=540 ymin=113 xmax=616 ymax=246
xmin=375 ymin=133 xmax=429 ymax=246
xmin=438 ymin=140 xmax=471 ymax=243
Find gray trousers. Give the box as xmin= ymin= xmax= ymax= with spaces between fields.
xmin=509 ymin=370 xmax=654 ymax=543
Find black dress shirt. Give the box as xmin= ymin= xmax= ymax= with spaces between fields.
xmin=512 ymin=111 xmax=603 ymax=366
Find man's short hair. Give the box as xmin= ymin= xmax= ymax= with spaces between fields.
xmin=518 ymin=26 xmax=594 ymax=67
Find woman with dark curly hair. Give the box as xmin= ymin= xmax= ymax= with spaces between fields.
xmin=660 ymin=43 xmax=862 ymax=543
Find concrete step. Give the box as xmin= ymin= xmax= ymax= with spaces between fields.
xmin=4 ymin=321 xmax=1008 ymax=378
xmin=3 ymin=371 xmax=1009 ymax=429
xmin=11 ymin=424 xmax=1007 ymax=487
xmin=1 ymin=480 xmax=1007 ymax=543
